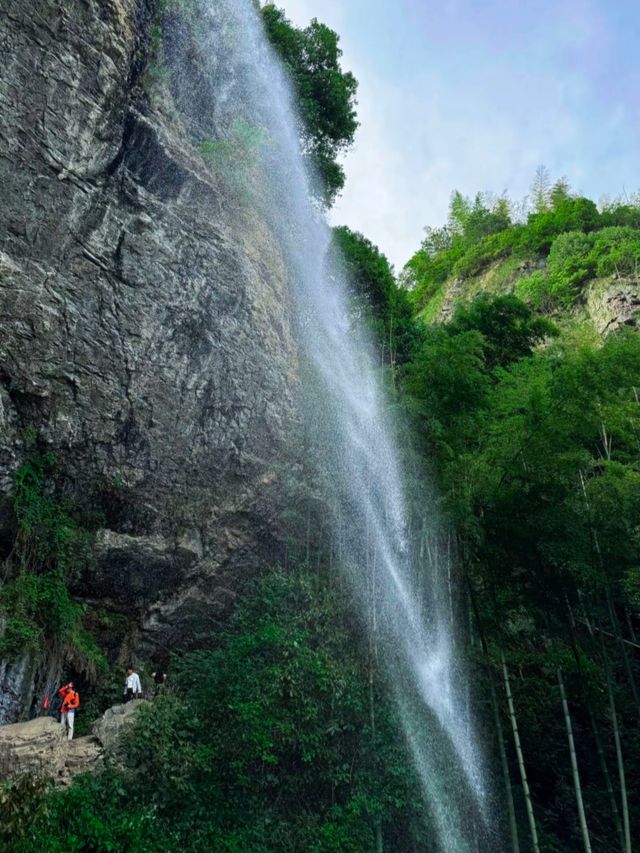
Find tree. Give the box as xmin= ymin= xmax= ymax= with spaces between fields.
xmin=447 ymin=295 xmax=556 ymax=369
xmin=550 ymin=178 xmax=571 ymax=209
xmin=531 ymin=165 xmax=552 ymax=213
xmin=261 ymin=4 xmax=358 ymax=204
xmin=18 ymin=569 xmax=429 ymax=852
xmin=333 ymin=226 xmax=420 ymax=365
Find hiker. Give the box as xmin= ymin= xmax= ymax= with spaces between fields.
xmin=150 ymin=669 xmax=167 ymax=697
xmin=58 ymin=681 xmax=80 ymax=741
xmin=124 ymin=666 xmax=142 ymax=702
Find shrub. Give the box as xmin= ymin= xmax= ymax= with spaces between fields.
xmin=545 ymin=230 xmax=595 ymax=305
xmin=448 ymin=294 xmax=557 ymax=368
xmin=12 ymin=771 xmax=160 ymax=853
xmin=515 ymin=270 xmax=554 ymax=311
xmin=452 ymin=228 xmax=520 ymax=279
xmin=590 ymin=226 xmax=640 ymax=278
xmin=17 ymin=569 xmax=426 ymax=851
xmin=0 ymin=455 xmax=104 ymax=672
xmin=0 ymin=773 xmax=52 ymax=849
xmin=516 ymin=197 xmax=599 ymax=254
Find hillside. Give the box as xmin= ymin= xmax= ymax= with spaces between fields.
xmin=405 ymin=184 xmax=640 ymax=335
xmin=332 ymin=185 xmax=640 ymax=851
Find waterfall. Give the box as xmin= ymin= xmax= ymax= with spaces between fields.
xmin=166 ymin=1 xmax=492 ymax=848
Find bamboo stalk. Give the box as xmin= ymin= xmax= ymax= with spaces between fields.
xmin=579 ymin=471 xmax=640 ymax=715
xmin=446 ymin=534 xmax=455 ymax=637
xmin=557 ymin=668 xmax=592 ymax=852
xmin=584 ymin=609 xmax=632 ymax=853
xmin=589 ymin=708 xmax=625 ymax=852
xmin=574 ymin=617 xmax=640 ymax=651
xmin=568 ymin=599 xmax=625 ymax=850
xmin=502 ymin=654 xmax=539 ymax=853
xmin=367 ymin=522 xmax=383 ymax=853
xmin=603 ymin=641 xmax=632 ymax=853
xmin=605 ymin=585 xmax=640 ymax=716
xmin=466 ymin=575 xmax=520 ymax=853
xmin=490 ymin=669 xmax=520 ymax=853
xmin=623 ymin=604 xmax=638 ymax=645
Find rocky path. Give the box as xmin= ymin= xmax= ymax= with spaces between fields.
xmin=0 ymin=701 xmax=144 ymax=786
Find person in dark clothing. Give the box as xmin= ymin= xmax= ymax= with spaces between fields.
xmin=150 ymin=669 xmax=167 ymax=697
xmin=51 ymin=691 xmax=63 ymax=721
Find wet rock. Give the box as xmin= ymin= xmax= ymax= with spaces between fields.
xmin=0 ymin=0 xmax=299 ymax=712
xmin=0 ymin=658 xmax=36 ymax=726
xmin=0 ymin=651 xmax=63 ymax=726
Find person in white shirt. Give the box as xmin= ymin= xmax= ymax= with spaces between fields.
xmin=124 ymin=667 xmax=142 ymax=702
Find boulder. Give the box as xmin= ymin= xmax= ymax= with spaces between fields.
xmin=91 ymin=700 xmax=148 ymax=754
xmin=0 ymin=700 xmax=146 ymax=786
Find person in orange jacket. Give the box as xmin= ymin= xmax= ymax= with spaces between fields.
xmin=58 ymin=681 xmax=80 ymax=741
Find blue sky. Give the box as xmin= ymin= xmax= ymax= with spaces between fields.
xmin=282 ymin=0 xmax=640 ymax=269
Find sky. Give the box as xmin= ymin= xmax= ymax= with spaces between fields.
xmin=281 ymin=0 xmax=640 ymax=270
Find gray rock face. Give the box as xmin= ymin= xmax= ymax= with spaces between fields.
xmin=0 ymin=651 xmax=63 ymax=728
xmin=586 ymin=278 xmax=640 ymax=335
xmin=91 ymin=699 xmax=147 ymax=754
xmin=0 ymin=0 xmax=298 ymax=711
xmin=0 ymin=716 xmax=72 ymax=783
xmin=0 ymin=657 xmax=37 ymax=726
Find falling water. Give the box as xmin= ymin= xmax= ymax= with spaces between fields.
xmin=166 ymin=1 xmax=493 ymax=848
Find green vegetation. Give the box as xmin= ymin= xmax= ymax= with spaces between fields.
xmin=517 ymin=225 xmax=640 ymax=309
xmin=3 ymin=1 xmax=639 ymax=847
xmin=13 ymin=201 xmax=639 ymax=850
xmin=333 ymin=179 xmax=640 ymax=849
xmin=146 ymin=1 xmax=358 ymax=206
xmin=0 ymin=774 xmax=51 ymax=850
xmin=390 ymin=184 xmax=640 ymax=848
xmin=405 ymin=317 xmax=640 ymax=850
xmin=0 ymin=454 xmax=104 ymax=672
xmin=261 ymin=4 xmax=358 ymax=204
xmin=8 ymin=569 xmax=427 ymax=852
xmin=406 ymin=178 xmax=640 ymax=318
xmin=332 ymin=225 xmax=420 ymax=365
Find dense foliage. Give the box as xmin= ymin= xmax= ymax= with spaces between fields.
xmin=332 ymin=225 xmax=420 ymax=365
xmin=329 ymin=180 xmax=640 ymax=850
xmin=261 ymin=4 xmax=358 ymax=204
xmin=403 ymin=305 xmax=640 ymax=850
xmin=390 ymin=182 xmax=640 ymax=850
xmin=405 ymin=179 xmax=640 ymax=318
xmin=7 ymin=570 xmax=428 ymax=852
xmin=0 ymin=453 xmax=104 ymax=672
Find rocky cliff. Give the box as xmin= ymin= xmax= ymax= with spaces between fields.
xmin=422 ymin=255 xmax=639 ymax=332
xmin=0 ymin=0 xmax=298 ymax=720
